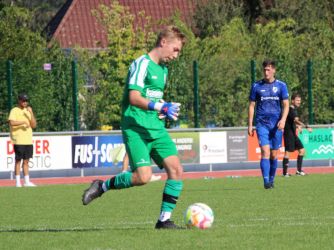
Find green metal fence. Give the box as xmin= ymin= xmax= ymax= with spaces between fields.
xmin=2 ymin=58 xmax=333 ymax=132
xmin=1 ymin=59 xmax=76 ymax=132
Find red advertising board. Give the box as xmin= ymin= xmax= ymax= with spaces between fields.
xmin=248 ymin=131 xmax=298 ymax=161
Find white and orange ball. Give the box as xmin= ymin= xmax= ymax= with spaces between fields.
xmin=184 ymin=203 xmax=214 ymax=229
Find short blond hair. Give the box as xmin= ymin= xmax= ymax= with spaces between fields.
xmin=155 ymin=26 xmax=186 ymax=47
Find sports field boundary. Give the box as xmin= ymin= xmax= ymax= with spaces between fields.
xmin=0 ymin=166 xmax=333 ymax=187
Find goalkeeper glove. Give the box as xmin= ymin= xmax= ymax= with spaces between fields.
xmin=148 ymin=101 xmax=181 ymax=121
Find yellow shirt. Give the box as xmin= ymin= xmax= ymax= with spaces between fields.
xmin=8 ymin=107 xmax=33 ymax=145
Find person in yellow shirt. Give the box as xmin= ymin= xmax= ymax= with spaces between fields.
xmin=8 ymin=93 xmax=37 ymax=187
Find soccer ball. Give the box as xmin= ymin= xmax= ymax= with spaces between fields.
xmin=184 ymin=203 xmax=214 ymax=229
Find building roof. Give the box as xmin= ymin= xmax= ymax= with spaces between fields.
xmin=44 ymin=0 xmax=195 ymax=49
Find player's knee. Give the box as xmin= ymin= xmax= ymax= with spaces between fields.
xmin=169 ymin=164 xmax=183 ymax=179
xmin=299 ymin=148 xmax=305 ymax=155
xmin=132 ymin=167 xmax=152 ymax=185
xmin=174 ymin=165 xmax=183 ymax=177
xmin=136 ymin=172 xmax=152 ymax=185
xmin=260 ymin=147 xmax=270 ymax=158
xmin=261 ymin=152 xmax=270 ymax=158
xmin=270 ymin=153 xmax=278 ymax=159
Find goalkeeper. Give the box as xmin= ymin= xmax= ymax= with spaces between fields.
xmin=82 ymin=26 xmax=186 ymax=229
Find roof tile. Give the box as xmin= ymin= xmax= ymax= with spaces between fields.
xmin=45 ymin=0 xmax=195 ymax=48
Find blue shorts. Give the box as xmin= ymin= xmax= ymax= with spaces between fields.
xmin=256 ymin=125 xmax=283 ymax=150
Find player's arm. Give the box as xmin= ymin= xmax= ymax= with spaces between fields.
xmin=248 ymin=101 xmax=256 ymax=136
xmin=26 ymin=106 xmax=37 ymax=129
xmin=277 ymin=99 xmax=289 ymax=129
xmin=8 ymin=110 xmax=29 ymax=128
xmin=129 ymin=90 xmax=152 ymax=110
xmin=8 ymin=120 xmax=30 ymax=127
xmin=294 ymin=117 xmax=312 ymax=132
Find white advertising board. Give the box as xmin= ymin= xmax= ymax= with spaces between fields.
xmin=0 ymin=136 xmax=72 ymax=172
xmin=199 ymin=132 xmax=227 ymax=164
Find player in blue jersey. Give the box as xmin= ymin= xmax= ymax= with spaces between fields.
xmin=248 ymin=60 xmax=290 ymax=189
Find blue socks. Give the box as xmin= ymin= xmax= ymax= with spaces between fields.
xmin=261 ymin=158 xmax=278 ymax=185
xmin=260 ymin=159 xmax=270 ymax=184
xmin=269 ymin=159 xmax=278 ymax=184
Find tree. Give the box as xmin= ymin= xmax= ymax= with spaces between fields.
xmin=0 ymin=6 xmax=46 ymax=60
xmin=193 ymin=0 xmax=245 ymax=38
xmin=0 ymin=6 xmax=79 ymax=132
xmin=262 ymin=0 xmax=334 ymax=31
xmin=197 ymin=18 xmax=253 ymax=127
xmin=79 ymin=1 xmax=155 ymax=130
xmin=0 ymin=0 xmax=67 ymax=31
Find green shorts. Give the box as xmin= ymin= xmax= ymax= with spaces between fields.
xmin=124 ymin=134 xmax=178 ymax=171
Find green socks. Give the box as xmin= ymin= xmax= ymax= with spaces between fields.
xmin=105 ymin=171 xmax=133 ymax=190
xmin=160 ymin=179 xmax=183 ymax=212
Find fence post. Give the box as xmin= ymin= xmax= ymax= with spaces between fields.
xmin=250 ymin=59 xmax=256 ymax=83
xmin=250 ymin=60 xmax=256 ymax=126
xmin=6 ymin=60 xmax=13 ymax=112
xmin=72 ymin=60 xmax=79 ymax=131
xmin=307 ymin=60 xmax=314 ymax=125
xmin=193 ymin=60 xmax=199 ymax=128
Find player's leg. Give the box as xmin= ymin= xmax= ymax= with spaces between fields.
xmin=22 ymin=159 xmax=31 ymax=185
xmin=105 ymin=166 xmax=152 ymax=189
xmin=269 ymin=149 xmax=278 ymax=186
xmin=121 ymin=153 xmax=129 ymax=173
xmin=269 ymin=128 xmax=283 ymax=186
xmin=158 ymin=156 xmax=183 ymax=223
xmin=14 ymin=159 xmax=22 ymax=187
xmin=22 ymin=145 xmax=35 ymax=187
xmin=104 ymin=137 xmax=153 ymax=189
xmin=82 ymin=167 xmax=152 ymax=206
xmin=151 ymin=136 xmax=184 ymax=229
xmin=14 ymin=145 xmax=23 ymax=187
xmin=257 ymin=127 xmax=271 ymax=188
xmin=282 ymin=133 xmax=295 ymax=177
xmin=282 ymin=151 xmax=290 ymax=176
xmin=295 ymin=138 xmax=306 ymax=175
xmin=260 ymin=145 xmax=271 ymax=188
xmin=82 ymin=136 xmax=152 ymax=205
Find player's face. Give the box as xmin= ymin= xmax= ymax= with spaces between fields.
xmin=19 ymin=99 xmax=28 ymax=108
xmin=160 ymin=38 xmax=183 ymax=63
xmin=263 ymin=65 xmax=276 ymax=83
xmin=292 ymin=97 xmax=301 ymax=107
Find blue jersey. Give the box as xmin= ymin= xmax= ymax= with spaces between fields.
xmin=249 ymin=79 xmax=289 ymax=128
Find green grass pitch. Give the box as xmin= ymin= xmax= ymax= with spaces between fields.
xmin=1 ymin=174 xmax=334 ymax=250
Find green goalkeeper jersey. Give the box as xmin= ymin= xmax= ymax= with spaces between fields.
xmin=121 ymin=54 xmax=169 ymax=139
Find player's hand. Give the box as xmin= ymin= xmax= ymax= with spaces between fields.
xmin=248 ymin=126 xmax=254 ymax=136
xmin=160 ymin=102 xmax=181 ymax=121
xmin=148 ymin=101 xmax=181 ymax=121
xmin=158 ymin=99 xmax=166 ymax=119
xmin=23 ymin=121 xmax=30 ymax=128
xmin=26 ymin=106 xmax=33 ymax=113
xmin=277 ymin=119 xmax=286 ymax=130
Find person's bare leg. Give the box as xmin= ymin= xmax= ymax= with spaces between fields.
xmin=15 ymin=160 xmax=22 ymax=187
xmin=23 ymin=159 xmax=36 ymax=186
